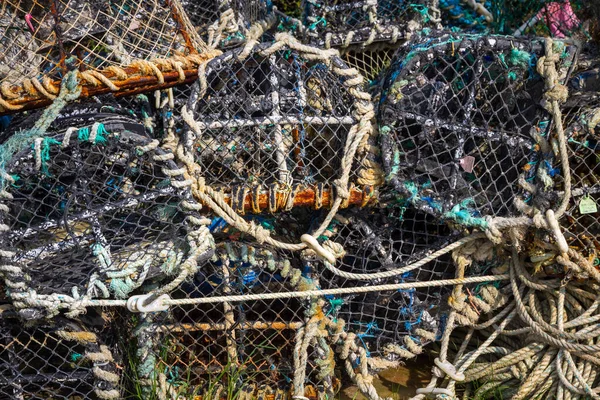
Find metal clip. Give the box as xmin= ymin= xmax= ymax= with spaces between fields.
xmin=126 ymin=294 xmax=171 ymax=313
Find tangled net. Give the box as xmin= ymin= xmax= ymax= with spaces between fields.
xmin=0 ymin=311 xmax=121 ymax=399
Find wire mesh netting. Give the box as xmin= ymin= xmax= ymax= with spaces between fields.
xmin=183 ymin=0 xmax=272 ymax=49
xmin=557 ymin=90 xmax=600 ymax=263
xmin=378 ymin=34 xmax=578 ymax=225
xmin=0 ymin=0 xmax=216 ymax=113
xmin=182 ymin=37 xmax=382 ymax=214
xmin=0 ymin=312 xmax=121 ymax=399
xmin=316 ymin=206 xmax=457 ymax=357
xmin=134 ymin=240 xmax=315 ymax=399
xmin=0 ymin=104 xmax=214 ymax=320
xmin=1 ymin=1 xmax=600 ymax=399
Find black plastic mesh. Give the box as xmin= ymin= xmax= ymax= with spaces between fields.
xmin=438 ymin=0 xmax=591 ymax=38
xmin=315 ymin=205 xmax=456 ymax=356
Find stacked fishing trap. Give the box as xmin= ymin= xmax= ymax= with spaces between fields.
xmin=1 ymin=0 xmax=600 ymax=399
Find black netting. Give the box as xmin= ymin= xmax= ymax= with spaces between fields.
xmin=0 ymin=314 xmax=120 ymax=399
xmin=316 ymin=206 xmax=456 ymax=356
xmin=0 ymin=104 xmax=210 ymax=320
xmin=1 ymin=1 xmax=600 ymax=399
xmin=0 ymin=0 xmax=211 ymax=112
xmin=378 ymin=34 xmax=577 ymax=224
xmin=183 ymin=41 xmax=378 ymax=213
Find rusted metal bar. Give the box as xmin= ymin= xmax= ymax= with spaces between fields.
xmin=232 ymin=185 xmax=376 ymax=212
xmin=0 ymin=69 xmax=199 ymax=116
xmin=155 ymin=321 xmax=304 ymax=333
xmin=0 ymin=49 xmax=220 ymax=116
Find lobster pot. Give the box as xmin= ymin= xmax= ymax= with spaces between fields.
xmin=0 ymin=0 xmax=214 ymax=114
xmin=315 ymin=206 xmax=456 ymax=356
xmin=134 ymin=240 xmax=334 ymax=399
xmin=0 ymin=105 xmax=210 ymax=320
xmin=183 ymin=39 xmax=380 ymax=215
xmin=0 ymin=315 xmax=120 ymax=399
xmin=378 ymin=34 xmax=577 ymax=224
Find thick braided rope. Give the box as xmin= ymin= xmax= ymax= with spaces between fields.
xmin=321 ymin=233 xmax=486 ymax=280
xmin=443 ymin=246 xmax=600 ymax=399
xmin=483 ymin=38 xmax=572 ymax=247
xmin=0 ymin=53 xmax=222 ymax=112
xmin=5 ymin=274 xmax=511 ymax=310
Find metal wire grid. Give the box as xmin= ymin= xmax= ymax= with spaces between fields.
xmin=133 ymin=238 xmax=329 ymax=399
xmin=0 ymin=104 xmax=210 ymax=321
xmin=183 ymin=42 xmax=380 ymax=213
xmin=378 ymin=34 xmax=578 ymax=223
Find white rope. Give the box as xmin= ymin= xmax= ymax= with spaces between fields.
xmin=322 ymin=233 xmax=486 ymax=280
xmin=59 ymin=274 xmax=509 ymax=309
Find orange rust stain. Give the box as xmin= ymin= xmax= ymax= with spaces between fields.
xmin=233 ymin=187 xmax=375 ymax=211
xmin=1 ymin=54 xmax=213 ymax=115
